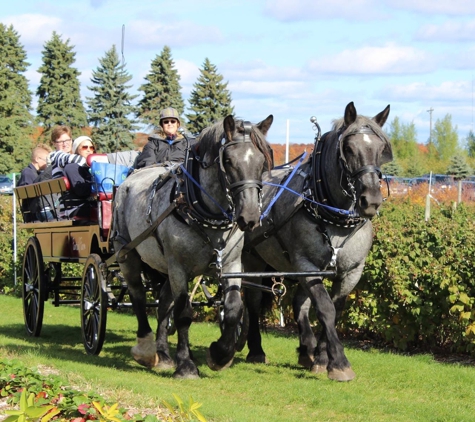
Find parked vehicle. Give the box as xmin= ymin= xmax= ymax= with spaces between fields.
xmin=0 ymin=176 xmax=13 ymax=195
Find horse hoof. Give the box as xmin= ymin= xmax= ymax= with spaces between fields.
xmin=155 ymin=360 xmax=175 ymax=371
xmin=310 ymin=364 xmax=326 ymax=374
xmin=173 ymin=371 xmax=200 ymax=380
xmin=298 ymin=355 xmax=314 ymax=369
xmin=328 ymin=367 xmax=356 ymax=382
xmin=206 ymin=349 xmax=234 ymax=371
xmin=133 ymin=353 xmax=159 ymax=369
xmin=246 ymin=354 xmax=268 ymax=364
xmin=131 ymin=333 xmax=159 ymax=369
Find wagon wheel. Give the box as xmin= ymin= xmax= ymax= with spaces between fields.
xmin=22 ymin=237 xmax=47 ymax=337
xmin=218 ymin=298 xmax=249 ymax=352
xmin=81 ymin=254 xmax=108 ymax=355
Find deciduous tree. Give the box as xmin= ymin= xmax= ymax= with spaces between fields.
xmin=433 ymin=114 xmax=459 ymax=161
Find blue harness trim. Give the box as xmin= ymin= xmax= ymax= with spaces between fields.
xmin=260 ymin=151 xmax=307 ymax=220
xmin=179 ymin=164 xmax=233 ymax=221
xmin=262 ymin=181 xmax=355 ymax=216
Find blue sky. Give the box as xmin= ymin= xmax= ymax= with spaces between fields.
xmin=2 ymin=0 xmax=475 ymax=147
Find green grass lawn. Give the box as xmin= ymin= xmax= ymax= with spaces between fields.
xmin=1 ymin=294 xmax=475 ymax=422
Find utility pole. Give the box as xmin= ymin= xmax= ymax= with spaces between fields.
xmin=427 ymin=107 xmax=434 ymax=145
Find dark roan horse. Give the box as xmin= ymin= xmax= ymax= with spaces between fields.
xmin=242 ymin=102 xmax=392 ymax=381
xmin=113 ymin=115 xmax=273 ymax=378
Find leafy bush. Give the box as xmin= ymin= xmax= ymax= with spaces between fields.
xmin=342 ymin=200 xmax=475 ymax=354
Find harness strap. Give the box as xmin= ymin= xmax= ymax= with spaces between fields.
xmin=107 ymin=199 xmax=181 ymax=267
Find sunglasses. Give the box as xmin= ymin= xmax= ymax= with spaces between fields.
xmin=80 ymin=145 xmax=95 ymax=151
xmin=55 ymin=139 xmax=72 ymax=145
xmin=162 ymin=120 xmax=178 ymax=125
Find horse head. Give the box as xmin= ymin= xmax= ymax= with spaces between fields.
xmin=197 ymin=115 xmax=273 ymax=231
xmin=219 ymin=115 xmax=273 ymax=231
xmin=337 ymin=102 xmax=392 ymax=218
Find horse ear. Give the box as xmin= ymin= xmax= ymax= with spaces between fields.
xmin=257 ymin=115 xmax=274 ymax=136
xmin=223 ymin=115 xmax=235 ymax=141
xmin=344 ymin=102 xmax=357 ymax=126
xmin=373 ymin=105 xmax=390 ymax=128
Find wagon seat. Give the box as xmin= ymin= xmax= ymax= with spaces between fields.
xmin=85 ymin=153 xmax=113 ymax=239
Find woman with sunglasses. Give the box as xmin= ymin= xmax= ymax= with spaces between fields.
xmin=60 ymin=136 xmax=96 ymax=218
xmin=135 ymin=107 xmax=195 ymax=169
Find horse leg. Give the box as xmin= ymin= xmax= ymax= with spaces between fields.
xmin=293 ymin=284 xmax=317 ymax=369
xmin=155 ymin=279 xmax=175 ymax=370
xmin=170 ymin=288 xmax=199 ymax=378
xmin=245 ymin=285 xmax=268 ymax=364
xmin=121 ymin=251 xmax=158 ymax=369
xmin=207 ymin=264 xmax=242 ymax=371
xmin=303 ymin=278 xmax=355 ymax=381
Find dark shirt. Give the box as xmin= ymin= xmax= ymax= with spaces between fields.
xmin=136 ymin=134 xmax=194 ymax=169
xmin=18 ymin=163 xmax=39 ymax=186
xmin=63 ymin=163 xmax=92 ymax=197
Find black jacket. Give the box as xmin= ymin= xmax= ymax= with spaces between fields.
xmin=18 ymin=163 xmax=40 ymax=186
xmin=135 ymin=132 xmax=194 ymax=169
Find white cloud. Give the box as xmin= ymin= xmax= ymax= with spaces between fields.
xmin=416 ymin=19 xmax=475 ymax=42
xmin=382 ymin=81 xmax=472 ymax=103
xmin=230 ymin=80 xmax=307 ymax=97
xmin=125 ymin=19 xmax=224 ymax=49
xmin=307 ymin=43 xmax=436 ymax=75
xmin=387 ymin=0 xmax=475 ymax=15
xmin=2 ymin=14 xmax=63 ymax=48
xmin=264 ymin=0 xmax=387 ymax=22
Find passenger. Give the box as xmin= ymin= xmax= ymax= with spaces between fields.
xmin=18 ymin=144 xmax=52 ymax=187
xmin=135 ymin=107 xmax=195 ymax=169
xmin=17 ymin=144 xmax=52 ymax=222
xmin=60 ymin=136 xmax=96 ymax=218
xmin=48 ymin=126 xmax=87 ymax=178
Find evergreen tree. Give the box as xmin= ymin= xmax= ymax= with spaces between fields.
xmin=36 ymin=32 xmax=87 ymax=137
xmin=137 ymin=46 xmax=184 ymax=128
xmin=382 ymin=160 xmax=402 ymax=176
xmin=446 ymin=155 xmax=471 ymax=180
xmin=433 ymin=114 xmax=459 ymax=161
xmin=86 ymin=45 xmax=138 ymax=152
xmin=0 ymin=24 xmax=34 ymax=173
xmin=186 ymin=58 xmax=234 ymax=135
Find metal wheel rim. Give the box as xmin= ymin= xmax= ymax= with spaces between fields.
xmin=22 ymin=237 xmax=45 ymax=337
xmin=81 ymin=254 xmax=107 ymax=355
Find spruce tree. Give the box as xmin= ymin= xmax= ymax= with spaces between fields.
xmin=447 ymin=155 xmax=471 ymax=180
xmin=0 ymin=24 xmax=35 ymax=173
xmin=186 ymin=58 xmax=234 ymax=135
xmin=36 ymin=32 xmax=87 ymax=138
xmin=137 ymin=46 xmax=184 ymax=128
xmin=86 ymin=45 xmax=138 ymax=152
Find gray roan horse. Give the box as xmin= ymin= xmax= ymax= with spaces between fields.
xmin=113 ymin=115 xmax=273 ymax=378
xmin=242 ymin=102 xmax=392 ymax=381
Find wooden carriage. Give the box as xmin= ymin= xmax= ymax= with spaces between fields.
xmin=13 ymin=156 xmax=141 ymax=356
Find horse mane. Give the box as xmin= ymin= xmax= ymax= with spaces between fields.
xmin=331 ymin=115 xmax=389 ymax=143
xmin=196 ymin=117 xmax=273 ymax=169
